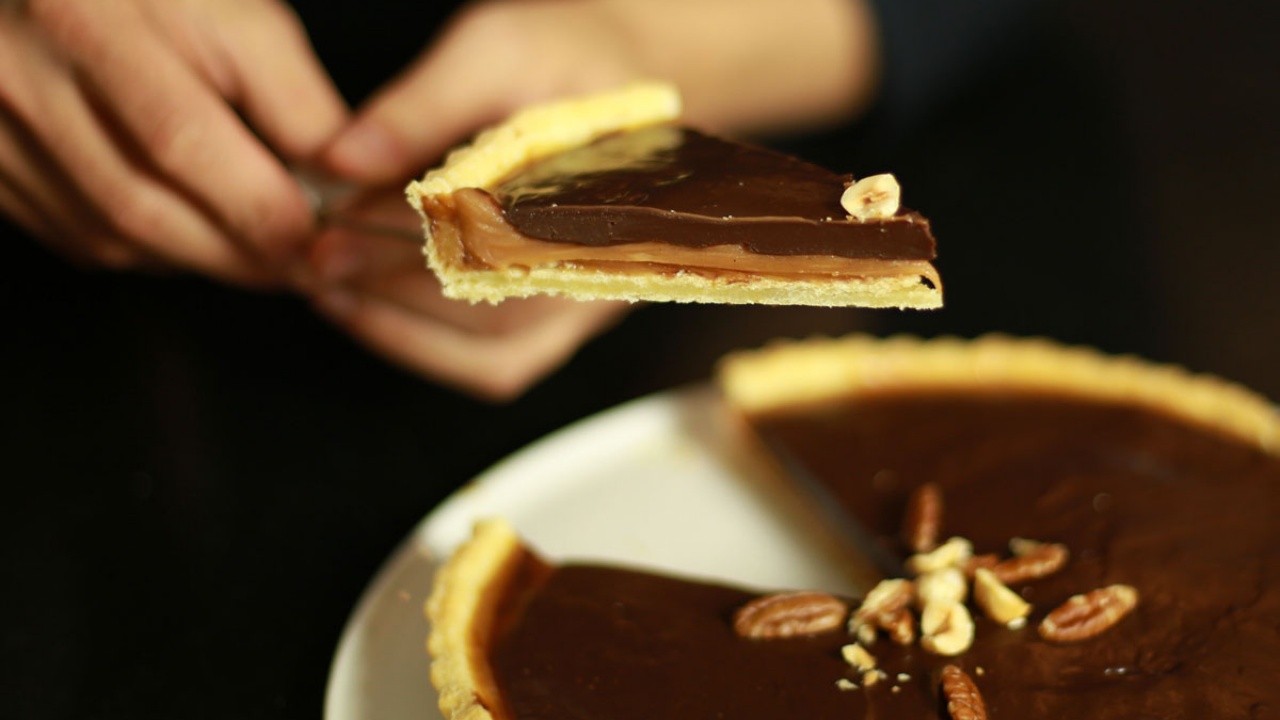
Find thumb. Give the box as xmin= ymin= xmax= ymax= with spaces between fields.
xmin=320 ymin=13 xmax=526 ymax=184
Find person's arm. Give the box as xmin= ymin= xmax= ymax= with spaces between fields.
xmin=0 ymin=0 xmax=348 ymax=285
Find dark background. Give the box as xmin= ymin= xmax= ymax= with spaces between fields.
xmin=2 ymin=0 xmax=1277 ymax=717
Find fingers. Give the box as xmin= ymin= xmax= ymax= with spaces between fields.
xmin=309 ymin=228 xmax=525 ymax=336
xmin=323 ymin=0 xmax=638 ymax=184
xmin=91 ymin=5 xmax=313 ymax=256
xmin=189 ymin=0 xmax=349 ymax=160
xmin=0 ymin=31 xmax=279 ymax=286
xmin=303 ymin=194 xmax=631 ymax=399
xmin=25 ymin=0 xmax=320 ymax=261
xmin=321 ymin=6 xmax=518 ymax=183
xmin=314 ymin=285 xmax=631 ymax=401
xmin=0 ymin=99 xmax=161 ymax=270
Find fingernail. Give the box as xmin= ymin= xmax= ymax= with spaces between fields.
xmin=329 ymin=121 xmax=399 ymax=178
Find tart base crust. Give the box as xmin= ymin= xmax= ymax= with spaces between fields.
xmin=426 ymin=518 xmax=522 ymax=720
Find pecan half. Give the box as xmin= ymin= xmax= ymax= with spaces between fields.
xmin=941 ymin=665 xmax=989 ymax=720
xmin=902 ymin=482 xmax=943 ymax=554
xmin=733 ymin=591 xmax=849 ymax=639
xmin=1038 ymin=584 xmax=1139 ymax=643
xmin=992 ymin=540 xmax=1069 ymax=585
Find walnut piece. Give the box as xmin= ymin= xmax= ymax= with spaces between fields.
xmin=1038 ymin=584 xmax=1139 ymax=643
xmin=941 ymin=665 xmax=989 ymax=720
xmin=733 ymin=591 xmax=849 ymax=639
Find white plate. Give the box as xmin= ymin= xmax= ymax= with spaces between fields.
xmin=323 ymin=384 xmax=857 ymax=720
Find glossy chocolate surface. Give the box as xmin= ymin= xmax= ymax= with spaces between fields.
xmin=493 ymin=127 xmax=936 ymax=260
xmin=487 ymin=391 xmax=1280 ymax=717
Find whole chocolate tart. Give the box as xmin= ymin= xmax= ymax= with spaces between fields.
xmin=405 ymin=83 xmax=940 ymax=308
xmin=427 ymin=336 xmax=1280 ymax=718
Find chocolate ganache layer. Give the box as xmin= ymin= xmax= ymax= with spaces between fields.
xmin=493 ymin=126 xmax=936 ymax=260
xmin=482 ymin=390 xmax=1280 ymax=718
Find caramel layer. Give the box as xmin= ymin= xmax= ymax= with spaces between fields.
xmin=487 ymin=392 xmax=1280 ymax=717
xmin=430 ymin=189 xmax=941 ymax=285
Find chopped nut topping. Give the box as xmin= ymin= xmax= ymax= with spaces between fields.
xmin=941 ymin=665 xmax=989 ymax=720
xmin=862 ymin=668 xmax=888 ymax=687
xmin=902 ymin=482 xmax=943 ymax=553
xmin=842 ymin=643 xmax=877 ymax=672
xmin=835 ymin=678 xmax=860 ymax=691
xmin=849 ymin=578 xmax=914 ymax=644
xmin=841 ymin=174 xmax=901 ymax=220
xmin=906 ymin=537 xmax=974 ymax=576
xmin=916 ymin=567 xmax=968 ymax=608
xmin=853 ymin=619 xmax=878 ymax=646
xmin=1038 ymin=584 xmax=1139 ymax=643
xmin=972 ymin=568 xmax=1032 ymax=628
xmin=733 ymin=591 xmax=849 ymax=639
xmin=881 ymin=607 xmax=918 ymax=646
xmin=920 ymin=601 xmax=975 ymax=656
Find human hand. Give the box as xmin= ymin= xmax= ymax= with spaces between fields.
xmin=306 ymin=187 xmax=631 ymax=401
xmin=0 ymin=0 xmax=348 ymax=286
xmin=320 ymin=0 xmax=879 ymax=185
xmin=299 ymin=0 xmax=877 ymax=398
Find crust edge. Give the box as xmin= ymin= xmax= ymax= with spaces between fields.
xmin=716 ymin=334 xmax=1280 ymax=453
xmin=406 ymin=81 xmax=682 ymax=210
xmin=431 ymin=262 xmax=943 ymax=308
xmin=425 ymin=518 xmax=522 ymax=720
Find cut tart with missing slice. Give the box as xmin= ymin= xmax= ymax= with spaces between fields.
xmin=426 ymin=335 xmax=1280 ymax=718
xmin=405 ymin=82 xmax=940 ymax=308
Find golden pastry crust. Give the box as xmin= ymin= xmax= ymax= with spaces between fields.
xmin=405 ymin=82 xmax=941 ymax=308
xmin=425 ymin=518 xmax=522 ymax=720
xmin=717 ymin=334 xmax=1280 ymax=453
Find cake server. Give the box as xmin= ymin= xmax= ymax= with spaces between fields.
xmin=760 ymin=436 xmax=906 ymax=589
xmin=293 ymin=167 xmax=421 ymax=243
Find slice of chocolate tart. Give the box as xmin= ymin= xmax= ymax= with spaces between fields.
xmin=405 ymin=82 xmax=940 ymax=308
xmin=427 ymin=336 xmax=1280 ymax=718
